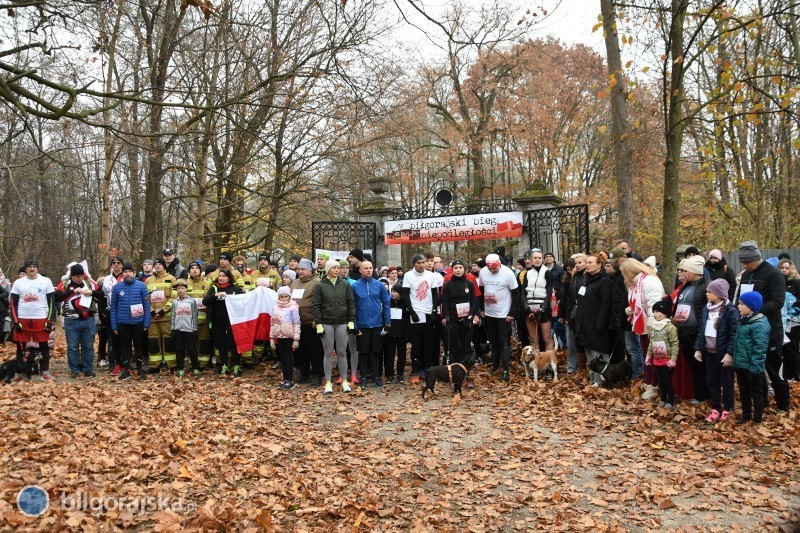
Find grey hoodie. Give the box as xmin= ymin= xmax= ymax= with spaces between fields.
xmin=170 ymin=296 xmax=198 ymax=332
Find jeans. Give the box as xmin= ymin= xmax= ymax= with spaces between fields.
xmin=64 ymin=319 xmax=96 ymax=373
xmin=624 ymin=330 xmax=644 ymax=379
xmin=552 ymin=319 xmax=567 ymax=349
xmin=567 ymin=325 xmax=579 ymax=372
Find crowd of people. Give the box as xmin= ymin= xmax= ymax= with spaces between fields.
xmin=2 ymin=240 xmax=798 ymax=423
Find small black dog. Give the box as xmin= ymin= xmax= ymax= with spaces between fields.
xmin=0 ymin=350 xmax=42 ymax=384
xmin=422 ymin=352 xmax=476 ymax=398
xmin=588 ymin=358 xmax=632 ymax=389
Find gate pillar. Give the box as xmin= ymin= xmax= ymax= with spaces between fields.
xmin=357 ymin=176 xmax=399 ymax=267
xmin=513 ymin=180 xmax=565 ymax=260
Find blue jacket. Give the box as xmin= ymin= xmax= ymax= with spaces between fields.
xmin=694 ymin=302 xmax=739 ymax=355
xmin=733 ymin=313 xmax=771 ymax=373
xmin=110 ymin=278 xmax=151 ymax=330
xmin=352 ymin=276 xmax=391 ymax=330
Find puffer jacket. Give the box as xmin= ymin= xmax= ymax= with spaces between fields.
xmin=270 ymin=300 xmax=301 ymax=341
xmin=694 ymin=302 xmax=739 ymax=355
xmin=352 ymin=276 xmax=391 ymax=329
xmin=110 ymin=278 xmax=151 ymax=330
xmin=312 ymin=276 xmax=355 ymax=325
xmin=733 ymin=313 xmax=771 ymax=373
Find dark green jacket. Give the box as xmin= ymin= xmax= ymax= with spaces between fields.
xmin=312 ymin=276 xmax=355 ymax=325
xmin=733 ymin=313 xmax=771 ymax=373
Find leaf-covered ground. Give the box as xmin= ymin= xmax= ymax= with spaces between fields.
xmin=1 ymin=337 xmax=800 ymax=532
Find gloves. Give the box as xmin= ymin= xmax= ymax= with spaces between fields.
xmin=316 ymin=324 xmax=324 ymax=335
xmin=722 ymin=354 xmax=733 ymax=367
xmin=14 ymin=322 xmax=23 ymax=332
xmin=151 ymin=310 xmax=156 ymax=317
xmin=645 ymin=356 xmax=652 ymax=366
xmin=269 ymin=340 xmax=276 ymax=350
xmin=625 ymin=307 xmax=633 ymax=316
xmin=347 ymin=321 xmax=355 ymax=334
xmin=666 ymin=359 xmax=677 ymax=368
xmin=292 ymin=340 xmax=299 ymax=350
xmin=693 ymin=350 xmax=703 ymax=362
xmin=45 ymin=321 xmax=54 ymax=332
xmin=380 ymin=327 xmax=388 ymax=336
xmin=410 ymin=311 xmax=419 ymax=323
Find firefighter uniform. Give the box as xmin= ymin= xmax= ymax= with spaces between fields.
xmin=146 ymin=267 xmax=176 ymax=371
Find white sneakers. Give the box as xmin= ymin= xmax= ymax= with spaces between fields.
xmin=342 ymin=381 xmax=351 ymax=393
xmin=324 ymin=381 xmax=333 ymax=394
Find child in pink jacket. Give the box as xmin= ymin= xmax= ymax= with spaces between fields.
xmin=271 ymin=286 xmax=301 ymax=389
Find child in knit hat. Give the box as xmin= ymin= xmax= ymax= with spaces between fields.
xmin=271 ymin=286 xmax=301 ymax=390
xmin=281 ymin=269 xmax=296 ymax=287
xmin=646 ymin=299 xmax=679 ymax=410
xmin=733 ymin=291 xmax=770 ymax=424
xmin=693 ymin=278 xmax=739 ymax=423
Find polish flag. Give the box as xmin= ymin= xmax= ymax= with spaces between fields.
xmin=225 ymin=286 xmax=278 ymax=353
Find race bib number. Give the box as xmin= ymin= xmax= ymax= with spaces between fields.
xmin=257 ymin=278 xmax=272 ymax=288
xmin=130 ymin=304 xmax=144 ymax=318
xmin=673 ymin=304 xmax=691 ymax=322
xmin=705 ymin=318 xmax=717 ymax=338
xmin=485 ymin=293 xmax=498 ymax=306
xmin=177 ymin=305 xmax=191 ymax=317
xmin=578 ymin=286 xmax=586 ymax=296
xmin=456 ymin=302 xmax=471 ymax=318
xmin=291 ymin=289 xmax=305 ymax=299
xmin=652 ymin=340 xmax=668 ymax=359
xmin=390 ymin=308 xmax=402 ymax=320
xmin=150 ymin=290 xmax=165 ymax=303
xmin=740 ymin=283 xmax=754 ymax=296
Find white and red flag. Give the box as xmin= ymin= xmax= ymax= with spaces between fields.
xmin=225 ymin=286 xmax=278 ymax=352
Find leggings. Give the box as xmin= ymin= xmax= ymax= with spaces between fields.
xmin=276 ymin=338 xmax=294 ymax=381
xmin=322 ymin=324 xmax=349 ymax=382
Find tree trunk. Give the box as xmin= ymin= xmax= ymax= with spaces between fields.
xmin=660 ymin=0 xmax=687 ymax=283
xmin=601 ymin=0 xmax=634 ymax=243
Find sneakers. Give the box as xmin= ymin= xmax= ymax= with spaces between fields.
xmin=736 ymin=417 xmax=751 ymax=425
xmin=40 ymin=371 xmax=55 ymax=381
xmin=342 ymin=380 xmax=352 ymax=393
xmin=385 ymin=376 xmax=395 ymax=384
xmin=71 ymin=371 xmax=80 ymax=379
xmin=295 ymin=374 xmax=310 ymax=384
xmin=642 ymin=385 xmax=659 ymax=400
xmin=397 ymin=375 xmax=405 ymax=384
xmin=336 ymin=376 xmax=343 ymax=385
xmin=705 ymin=409 xmax=721 ymax=424
xmin=720 ymin=410 xmax=730 ymax=422
xmin=233 ymin=365 xmax=242 ymax=377
xmin=285 ymin=381 xmax=295 ymax=390
xmin=84 ymin=371 xmax=95 ymax=378
xmin=119 ymin=369 xmax=132 ymax=381
xmin=220 ymin=365 xmax=229 ymax=375
xmin=411 ymin=374 xmax=420 ymax=385
xmin=110 ymin=365 xmax=122 ymax=376
xmin=193 ymin=369 xmax=201 ymax=378
xmin=657 ymin=401 xmax=666 ymax=408
xmin=177 ymin=370 xmax=186 ymax=378
xmin=324 ymin=381 xmax=333 ymax=394
xmin=372 ymin=377 xmax=385 ymax=388
xmin=271 ymin=361 xmax=281 ymax=369
xmin=312 ymin=375 xmax=323 ymax=386
xmin=278 ymin=380 xmax=287 ymax=389
xmin=360 ymin=378 xmax=368 ymax=391
xmin=138 ymin=371 xmax=147 ymax=380
xmin=350 ymin=372 xmax=359 ymax=385
xmin=99 ymin=359 xmax=108 ymax=368
xmin=502 ymin=371 xmax=510 ymax=382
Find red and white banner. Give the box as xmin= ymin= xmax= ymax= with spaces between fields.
xmin=225 ymin=286 xmax=278 ymax=353
xmin=384 ymin=211 xmax=524 ymax=245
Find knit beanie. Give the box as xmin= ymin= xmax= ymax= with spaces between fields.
xmin=652 ymin=299 xmax=671 ymax=317
xmin=324 ymin=259 xmax=339 ymax=276
xmin=706 ymin=279 xmax=729 ymax=300
xmin=682 ymin=255 xmax=706 ymax=275
xmin=122 ymin=263 xmax=135 ymax=273
xmin=349 ymin=248 xmax=365 ymax=262
xmin=298 ymin=258 xmax=314 ymax=272
xmin=391 ymin=283 xmax=403 ymax=295
xmin=643 ymin=256 xmax=657 ymax=270
xmin=739 ymin=291 xmax=763 ymax=314
xmin=318 ymin=252 xmax=330 ymax=261
xmin=738 ymin=241 xmax=762 ymax=263
xmin=708 ymin=249 xmax=723 ymax=260
xmin=277 ymin=286 xmax=292 ymax=297
xmin=282 ymin=269 xmax=297 ymax=281
xmin=338 ymin=259 xmax=349 ymax=268
xmin=70 ymin=264 xmax=85 ymax=276
xmin=153 ymin=258 xmax=167 ymax=268
xmin=411 ymin=253 xmax=425 ymax=265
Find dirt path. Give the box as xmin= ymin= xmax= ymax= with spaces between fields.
xmin=1 ymin=342 xmax=799 ymax=531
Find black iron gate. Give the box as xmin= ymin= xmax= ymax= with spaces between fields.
xmin=311 ymin=221 xmax=378 ymax=263
xmin=526 ymin=204 xmax=590 ymax=261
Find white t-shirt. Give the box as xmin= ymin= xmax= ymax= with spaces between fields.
xmin=402 ymin=269 xmax=441 ymax=314
xmin=478 ymin=266 xmax=519 ymax=318
xmin=11 ymin=275 xmax=55 ymax=319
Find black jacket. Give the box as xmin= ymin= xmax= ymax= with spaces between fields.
xmin=675 ymin=277 xmax=708 ymax=345
xmin=736 ymin=261 xmax=786 ymax=326
xmin=387 ymin=297 xmax=409 ymax=338
xmin=202 ymin=284 xmax=243 ymax=330
xmin=166 ymin=258 xmax=186 ymax=280
xmin=786 ymin=277 xmax=800 ymax=301
xmin=0 ymin=285 xmax=9 ymax=325
xmin=574 ymin=271 xmax=612 ymax=353
xmin=441 ymin=274 xmax=479 ymax=324
xmin=563 ymin=270 xmax=586 ymax=322
xmin=609 ymin=269 xmax=629 ymax=332
xmin=708 ymin=259 xmax=737 ymax=299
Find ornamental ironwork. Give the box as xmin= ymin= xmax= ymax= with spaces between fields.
xmin=311 ymin=221 xmax=379 ymax=263
xmin=526 ymin=204 xmax=590 ymax=261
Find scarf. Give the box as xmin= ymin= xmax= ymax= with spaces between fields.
xmin=628 ymin=272 xmax=648 ymax=335
xmin=706 ymin=300 xmax=724 ymax=311
xmin=651 ymin=317 xmax=670 ymax=331
xmin=217 ymin=281 xmax=230 ymax=289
